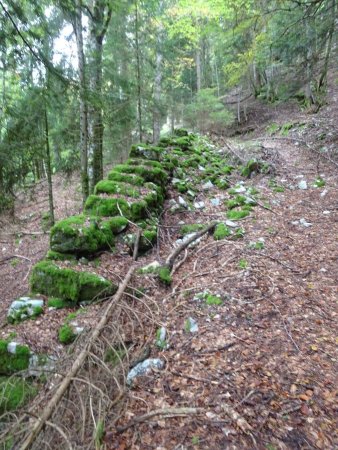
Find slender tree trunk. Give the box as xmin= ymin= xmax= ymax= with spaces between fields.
xmin=87 ymin=0 xmax=112 ymax=192
xmin=153 ymin=49 xmax=163 ymax=143
xmin=196 ymin=46 xmax=202 ymax=92
xmin=74 ymin=0 xmax=89 ymax=203
xmin=318 ymin=0 xmax=336 ymax=90
xmin=44 ymin=107 xmax=55 ymax=226
xmin=135 ymin=0 xmax=142 ymax=142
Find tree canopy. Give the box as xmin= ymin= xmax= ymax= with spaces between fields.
xmin=0 ymin=0 xmax=336 ymax=210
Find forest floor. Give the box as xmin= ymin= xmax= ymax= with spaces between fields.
xmin=0 ymin=82 xmax=337 ymax=449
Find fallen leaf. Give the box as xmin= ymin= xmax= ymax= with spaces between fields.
xmin=299 ymin=394 xmax=310 ymax=401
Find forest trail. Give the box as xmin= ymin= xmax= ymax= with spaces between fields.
xmin=1 ymin=102 xmax=337 ymax=449
xmin=105 ymin=133 xmax=337 ymax=449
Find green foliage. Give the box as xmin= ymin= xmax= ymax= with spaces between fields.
xmin=313 ymin=177 xmax=325 ymax=188
xmin=185 ymin=89 xmax=233 ymax=133
xmin=227 ymin=209 xmax=250 ymax=220
xmin=0 ymin=341 xmax=30 ymax=375
xmin=58 ymin=324 xmax=76 ymax=345
xmin=213 ymin=223 xmax=231 ymax=240
xmin=47 ymin=298 xmax=75 ymax=309
xmin=205 ymin=294 xmax=223 ymax=306
xmin=158 ymin=267 xmax=172 ymax=285
xmin=238 ymin=259 xmax=248 ymax=269
xmin=0 ymin=376 xmax=38 ymax=414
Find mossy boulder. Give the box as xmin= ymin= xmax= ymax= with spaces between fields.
xmin=112 ymin=164 xmax=168 ymax=186
xmin=108 ymin=171 xmax=145 ymax=186
xmin=50 ymin=215 xmax=127 ymax=255
xmin=123 ymin=226 xmax=157 ymax=254
xmin=129 ymin=144 xmax=163 ymax=161
xmin=0 ymin=341 xmax=30 ymax=375
xmin=94 ymin=180 xmax=140 ymax=197
xmin=30 ymin=261 xmax=116 ymax=303
xmin=7 ymin=297 xmax=44 ymax=324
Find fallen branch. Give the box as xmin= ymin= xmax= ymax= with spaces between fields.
xmin=0 ymin=255 xmax=31 ymax=265
xmin=165 ymin=222 xmax=217 ymax=271
xmin=19 ymin=262 xmax=139 ymax=449
xmin=116 ymin=407 xmax=205 ymax=433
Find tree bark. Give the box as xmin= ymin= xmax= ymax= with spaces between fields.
xmin=74 ymin=0 xmax=89 ymax=203
xmin=196 ymin=46 xmax=202 ymax=92
xmin=153 ymin=47 xmax=163 ymax=143
xmin=87 ymin=0 xmax=112 ymax=192
xmin=135 ymin=0 xmax=142 ymax=142
xmin=44 ymin=107 xmax=55 ymax=226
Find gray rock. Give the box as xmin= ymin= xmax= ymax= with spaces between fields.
xmin=28 ymin=354 xmax=57 ymax=377
xmin=233 ymin=185 xmax=246 ymax=193
xmin=211 ymin=198 xmax=220 ymax=207
xmin=225 ymin=220 xmax=238 ymax=228
xmin=202 ymin=180 xmax=214 ymax=190
xmin=198 ymin=166 xmax=206 ymax=171
xmin=299 ymin=218 xmax=312 ymax=227
xmin=178 ymin=196 xmax=188 ymax=208
xmin=194 ymin=201 xmax=205 ymax=210
xmin=187 ymin=190 xmax=196 ymax=198
xmin=185 ymin=317 xmax=198 ymax=333
xmin=127 ymin=358 xmax=165 ymax=385
xmin=8 ymin=297 xmax=44 ymax=324
xmin=298 ymin=180 xmax=308 ymax=190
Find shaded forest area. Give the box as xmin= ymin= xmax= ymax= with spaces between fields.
xmin=0 ymin=0 xmax=337 ymax=213
xmin=0 ymin=1 xmax=337 ymax=449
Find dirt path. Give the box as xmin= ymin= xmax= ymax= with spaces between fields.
xmin=108 ymin=139 xmax=337 ymax=449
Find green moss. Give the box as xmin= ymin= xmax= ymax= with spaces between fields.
xmin=30 ymin=260 xmax=115 ymax=303
xmin=158 ymin=267 xmax=172 ymax=285
xmin=227 ymin=195 xmax=247 ymax=209
xmin=222 ymin=165 xmax=235 ymax=174
xmin=313 ymin=177 xmax=325 ymax=188
xmin=129 ymin=144 xmax=163 ymax=160
xmin=0 ymin=341 xmax=30 ymax=375
xmin=47 ymin=298 xmax=75 ymax=309
xmin=58 ymin=324 xmax=76 ymax=345
xmin=50 ymin=214 xmax=116 ymax=255
xmin=126 ymin=158 xmax=163 ymax=169
xmin=0 ymin=376 xmax=38 ymax=414
xmin=205 ymin=294 xmax=223 ymax=306
xmin=85 ymin=195 xmax=130 ymax=217
xmin=46 ymin=250 xmax=76 ymax=261
xmin=227 ymin=209 xmax=250 ymax=220
xmin=215 ymin=178 xmax=230 ymax=189
xmin=113 ymin=164 xmax=168 ymax=186
xmin=94 ymin=180 xmax=140 ymax=197
xmin=234 ymin=227 xmax=245 ymax=239
xmin=213 ymin=223 xmax=231 ymax=240
xmin=180 ymin=223 xmax=205 ymax=235
xmin=174 ymin=128 xmax=189 ymax=137
xmin=107 ymin=171 xmax=145 ymax=186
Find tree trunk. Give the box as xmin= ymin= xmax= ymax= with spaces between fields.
xmin=44 ymin=107 xmax=55 ymax=226
xmin=196 ymin=47 xmax=202 ymax=92
xmin=153 ymin=49 xmax=163 ymax=143
xmin=87 ymin=0 xmax=112 ymax=192
xmin=74 ymin=0 xmax=89 ymax=203
xmin=318 ymin=0 xmax=336 ymax=90
xmin=135 ymin=0 xmax=142 ymax=142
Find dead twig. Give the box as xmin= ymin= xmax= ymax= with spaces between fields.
xmin=18 ymin=259 xmax=139 ymax=449
xmin=116 ymin=407 xmax=205 ymax=433
xmin=165 ymin=222 xmax=217 ymax=271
